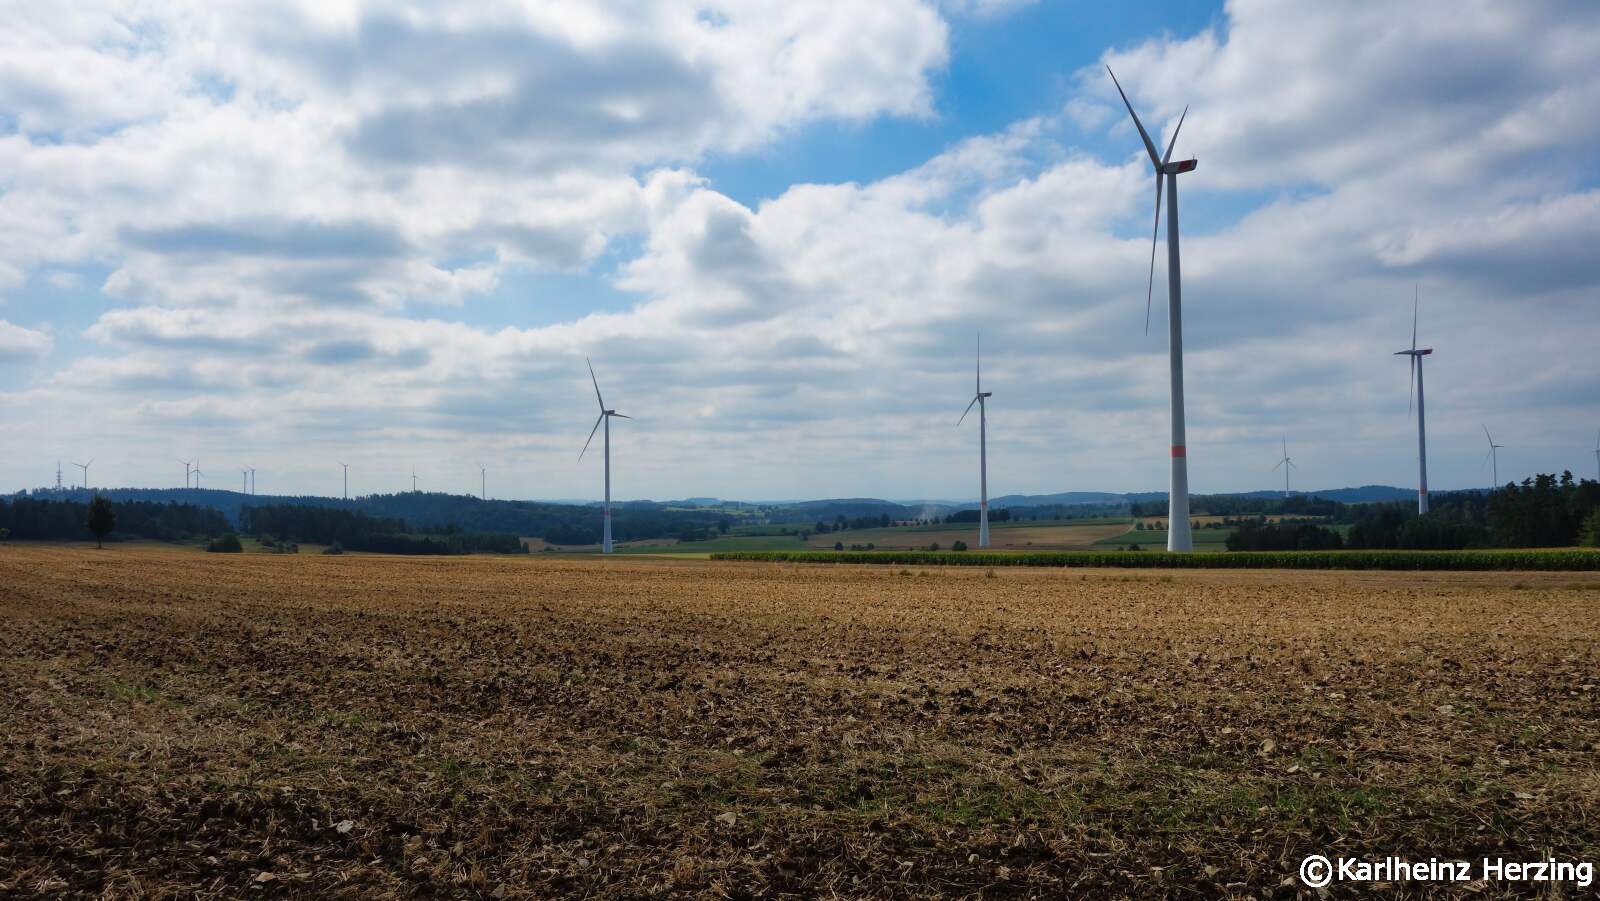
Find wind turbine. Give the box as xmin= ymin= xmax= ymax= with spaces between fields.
xmin=72 ymin=458 xmax=93 ymax=489
xmin=340 ymin=463 xmax=349 ymax=500
xmin=957 ymin=334 xmax=993 ymax=548
xmin=1395 ymin=288 xmax=1433 ymax=514
xmin=1272 ymin=438 xmax=1295 ymax=498
xmin=1482 ymin=425 xmax=1505 ymax=490
xmin=241 ymin=468 xmax=250 ymax=494
xmin=180 ymin=459 xmax=193 ymax=489
xmin=194 ymin=460 xmax=202 ymax=489
xmin=581 ymin=358 xmax=630 ymax=554
xmin=1109 ymin=66 xmax=1199 ymax=552
xmin=479 ymin=464 xmax=487 ymax=501
xmin=411 ymin=471 xmax=418 ymax=493
xmin=249 ymin=467 xmax=256 ymax=495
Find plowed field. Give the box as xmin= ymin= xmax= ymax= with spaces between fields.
xmin=2 ymin=545 xmax=1596 ymax=897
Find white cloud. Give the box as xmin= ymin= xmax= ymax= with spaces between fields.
xmin=0 ymin=320 xmax=51 ymax=363
xmin=2 ymin=0 xmax=1598 ymax=499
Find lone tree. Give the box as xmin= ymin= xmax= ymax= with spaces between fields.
xmin=87 ymin=494 xmax=116 ymax=548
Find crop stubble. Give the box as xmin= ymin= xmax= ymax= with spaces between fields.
xmin=1 ymin=545 xmax=1597 ymax=897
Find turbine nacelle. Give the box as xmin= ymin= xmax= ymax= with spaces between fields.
xmin=1163 ymin=159 xmax=1198 ymax=175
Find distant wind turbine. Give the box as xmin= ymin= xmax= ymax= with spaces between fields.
xmin=957 ymin=334 xmax=993 ymax=548
xmin=1482 ymin=425 xmax=1505 ymax=490
xmin=1395 ymin=288 xmax=1433 ymax=514
xmin=72 ymin=458 xmax=93 ymax=489
xmin=249 ymin=467 xmax=256 ymax=495
xmin=581 ymin=358 xmax=630 ymax=554
xmin=193 ymin=460 xmax=203 ymax=490
xmin=179 ymin=459 xmax=193 ymax=489
xmin=479 ymin=464 xmax=487 ymax=501
xmin=411 ymin=471 xmax=418 ymax=493
xmin=241 ymin=468 xmax=250 ymax=494
xmin=1271 ymin=438 xmax=1295 ymax=498
xmin=1109 ymin=66 xmax=1199 ymax=552
xmin=340 ymin=463 xmax=349 ymax=500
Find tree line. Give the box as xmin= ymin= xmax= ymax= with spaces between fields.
xmin=240 ymin=504 xmax=525 ymax=554
xmin=0 ymin=496 xmax=229 ymax=542
xmin=1226 ymin=473 xmax=1600 ymax=551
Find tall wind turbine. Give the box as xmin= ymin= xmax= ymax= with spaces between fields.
xmin=1395 ymin=289 xmax=1433 ymax=514
xmin=479 ymin=464 xmax=487 ymax=501
xmin=1482 ymin=425 xmax=1505 ymax=490
xmin=581 ymin=358 xmax=630 ymax=554
xmin=340 ymin=463 xmax=349 ymax=500
xmin=180 ymin=459 xmax=193 ymax=489
xmin=1109 ymin=66 xmax=1198 ymax=552
xmin=411 ymin=471 xmax=418 ymax=493
xmin=957 ymin=334 xmax=993 ymax=548
xmin=1272 ymin=438 xmax=1295 ymax=498
xmin=193 ymin=460 xmax=203 ymax=490
xmin=241 ymin=468 xmax=249 ymax=494
xmin=249 ymin=467 xmax=256 ymax=495
xmin=72 ymin=458 xmax=93 ymax=489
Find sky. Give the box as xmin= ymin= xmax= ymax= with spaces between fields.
xmin=2 ymin=0 xmax=1598 ymax=502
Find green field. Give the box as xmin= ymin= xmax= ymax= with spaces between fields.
xmin=711 ymin=548 xmax=1600 ymax=571
xmin=1096 ymin=526 xmax=1234 ymax=548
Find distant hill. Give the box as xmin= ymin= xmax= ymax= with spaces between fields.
xmin=989 ymin=491 xmax=1131 ymax=508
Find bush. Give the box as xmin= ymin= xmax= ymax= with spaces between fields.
xmin=952 ymin=540 xmax=968 ymax=551
xmin=206 ymin=533 xmax=243 ymax=553
xmin=833 ymin=541 xmax=844 ymax=551
xmin=928 ymin=542 xmax=940 ymax=551
xmin=323 ymin=542 xmax=344 ymax=555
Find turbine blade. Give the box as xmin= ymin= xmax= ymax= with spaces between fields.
xmin=580 ymin=413 xmax=604 ymax=459
xmin=1407 ymin=354 xmax=1415 ymax=415
xmin=1483 ymin=424 xmax=1493 ymax=447
xmin=1146 ymin=176 xmax=1163 ymax=335
xmin=1482 ymin=447 xmax=1494 ymax=466
xmin=1161 ymin=105 xmax=1188 ymax=165
xmin=1411 ymin=286 xmax=1419 ymax=352
xmin=586 ymin=357 xmax=605 ymax=410
xmin=1272 ymin=458 xmax=1285 ymax=472
xmin=958 ymin=394 xmax=979 ymax=427
xmin=1107 ymin=66 xmax=1161 ymax=166
xmin=611 ymin=412 xmax=632 ymax=419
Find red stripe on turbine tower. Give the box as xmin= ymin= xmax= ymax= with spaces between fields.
xmin=1171 ymin=445 xmax=1186 ymax=457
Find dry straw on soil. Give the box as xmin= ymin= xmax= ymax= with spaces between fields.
xmin=2 ymin=545 xmax=1597 ymax=897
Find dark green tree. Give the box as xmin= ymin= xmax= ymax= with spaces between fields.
xmin=86 ymin=494 xmax=116 ymax=548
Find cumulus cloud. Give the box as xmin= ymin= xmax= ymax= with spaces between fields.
xmin=0 ymin=321 xmax=51 ymax=363
xmin=2 ymin=0 xmax=1598 ymax=499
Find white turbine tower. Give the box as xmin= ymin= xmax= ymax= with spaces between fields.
xmin=957 ymin=335 xmax=993 ymax=548
xmin=241 ymin=468 xmax=249 ymax=494
xmin=479 ymin=464 xmax=487 ymax=501
xmin=411 ymin=471 xmax=418 ymax=493
xmin=1272 ymin=438 xmax=1295 ymax=498
xmin=1482 ymin=425 xmax=1505 ymax=490
xmin=1395 ymin=289 xmax=1433 ymax=514
xmin=193 ymin=460 xmax=203 ymax=490
xmin=340 ymin=463 xmax=349 ymax=500
xmin=249 ymin=467 xmax=256 ymax=495
xmin=180 ymin=459 xmax=193 ymax=489
xmin=581 ymin=358 xmax=630 ymax=554
xmin=1109 ymin=66 xmax=1198 ymax=552
xmin=72 ymin=458 xmax=93 ymax=489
